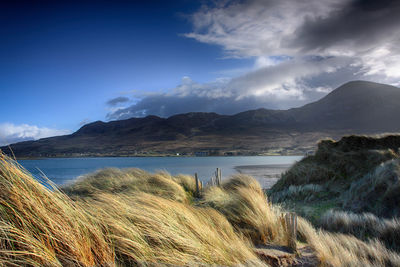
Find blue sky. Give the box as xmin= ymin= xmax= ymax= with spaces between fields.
xmin=1 ymin=0 xmax=400 ymax=145
xmin=1 ymin=1 xmax=248 ymax=128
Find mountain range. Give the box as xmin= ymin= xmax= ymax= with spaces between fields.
xmin=2 ymin=80 xmax=400 ymax=157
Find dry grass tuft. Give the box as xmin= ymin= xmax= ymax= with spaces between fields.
xmin=0 ymin=154 xmax=263 ymax=266
xmin=320 ymin=210 xmax=400 ymax=252
xmin=63 ymin=168 xmax=189 ymax=203
xmin=2 ymin=151 xmax=400 ymax=266
xmin=173 ymin=173 xmax=198 ymax=195
xmin=298 ymin=216 xmax=400 ymax=266
xmin=202 ymin=174 xmax=289 ymax=246
xmin=0 ymin=154 xmax=114 ymax=266
xmin=81 ymin=192 xmax=263 ymax=266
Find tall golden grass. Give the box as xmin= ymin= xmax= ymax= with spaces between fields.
xmin=297 ymin=217 xmax=400 ymax=266
xmin=0 ymin=154 xmax=114 ymax=266
xmin=63 ymin=168 xmax=190 ymax=203
xmin=201 ymin=174 xmax=289 ymax=246
xmin=0 ymin=154 xmax=262 ymax=266
xmin=80 ymin=192 xmax=261 ymax=266
xmin=1 ymin=152 xmax=400 ymax=266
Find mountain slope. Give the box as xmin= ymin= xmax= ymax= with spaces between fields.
xmin=288 ymin=80 xmax=400 ymax=130
xmin=2 ymin=81 xmax=400 ymax=157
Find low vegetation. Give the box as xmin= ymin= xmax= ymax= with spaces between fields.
xmin=0 ymin=154 xmax=113 ymax=266
xmin=320 ymin=210 xmax=400 ymax=252
xmin=269 ymin=134 xmax=400 ymax=262
xmin=200 ymin=175 xmax=289 ymax=245
xmin=0 ymin=154 xmax=264 ymax=266
xmin=63 ymin=168 xmax=195 ymax=203
xmin=270 ymin=135 xmax=400 ymax=218
xmin=1 ymin=138 xmax=400 ymax=266
xmin=297 ymin=217 xmax=400 ymax=266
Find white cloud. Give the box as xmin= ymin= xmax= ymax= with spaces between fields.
xmin=0 ymin=123 xmax=71 ymax=146
xmin=185 ymin=0 xmax=400 ymax=81
xmin=107 ymin=0 xmax=400 ymax=120
xmin=185 ymin=0 xmax=346 ymax=58
xmin=107 ymin=56 xmax=352 ymax=120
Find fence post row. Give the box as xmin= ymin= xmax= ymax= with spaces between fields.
xmin=201 ymin=168 xmax=223 ymax=190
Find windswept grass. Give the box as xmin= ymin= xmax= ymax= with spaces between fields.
xmin=80 ymin=192 xmax=261 ymax=266
xmin=0 ymin=154 xmax=262 ymax=266
xmin=270 ymin=135 xmax=400 ymax=220
xmin=0 ymin=154 xmax=114 ymax=266
xmin=320 ymin=210 xmax=400 ymax=252
xmin=201 ymin=174 xmax=289 ymax=246
xmin=344 ymin=159 xmax=400 ymax=217
xmin=268 ymin=134 xmax=400 ymax=265
xmin=2 ymin=150 xmax=400 ymax=266
xmin=63 ymin=168 xmax=191 ymax=203
xmin=298 ymin=217 xmax=400 ymax=267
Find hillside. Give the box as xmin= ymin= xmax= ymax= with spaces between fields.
xmin=2 ymin=80 xmax=400 ymax=158
xmin=268 ymin=134 xmax=400 ymax=254
xmin=269 ymin=134 xmax=400 ymax=219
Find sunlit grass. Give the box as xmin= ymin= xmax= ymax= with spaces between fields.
xmin=1 ymin=151 xmax=400 ymax=266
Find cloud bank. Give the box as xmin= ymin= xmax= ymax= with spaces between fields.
xmin=0 ymin=123 xmax=71 ymax=146
xmin=106 ymin=96 xmax=130 ymax=106
xmin=108 ymin=0 xmax=400 ymax=120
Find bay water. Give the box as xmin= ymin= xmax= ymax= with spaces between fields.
xmin=18 ymin=156 xmax=302 ymax=188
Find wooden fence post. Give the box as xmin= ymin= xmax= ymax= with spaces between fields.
xmin=195 ymin=173 xmax=200 ymax=198
xmin=284 ymin=212 xmax=297 ymax=252
xmin=215 ymin=168 xmax=222 ymax=186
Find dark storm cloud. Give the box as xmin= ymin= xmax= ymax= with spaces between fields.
xmin=107 ymin=0 xmax=400 ymax=121
xmin=106 ymin=96 xmax=130 ymax=106
xmin=107 ymin=94 xmax=272 ymax=119
xmin=107 ymin=57 xmax=358 ymax=120
xmin=293 ymin=0 xmax=400 ymax=53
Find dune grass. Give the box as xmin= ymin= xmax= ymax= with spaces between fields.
xmin=79 ymin=192 xmax=261 ymax=266
xmin=62 ymin=168 xmax=192 ymax=203
xmin=268 ymin=134 xmax=400 ymax=265
xmin=297 ymin=217 xmax=400 ymax=266
xmin=343 ymin=158 xmax=400 ymax=216
xmin=320 ymin=210 xmax=400 ymax=252
xmin=201 ymin=174 xmax=289 ymax=246
xmin=0 ymin=154 xmax=114 ymax=266
xmin=269 ymin=135 xmax=400 ymax=221
xmin=2 ymin=150 xmax=400 ymax=266
xmin=0 ymin=154 xmax=263 ymax=266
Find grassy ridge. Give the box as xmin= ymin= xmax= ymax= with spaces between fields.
xmin=270 ymin=135 xmax=400 ymax=220
xmin=269 ymin=134 xmax=400 ymax=259
xmin=1 ymin=151 xmax=400 ymax=266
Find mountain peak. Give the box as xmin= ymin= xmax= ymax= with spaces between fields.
xmin=3 ymin=80 xmax=400 ymax=157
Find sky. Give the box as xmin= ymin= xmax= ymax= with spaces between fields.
xmin=1 ymin=0 xmax=400 ymax=145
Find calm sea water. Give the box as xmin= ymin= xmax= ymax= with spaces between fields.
xmin=18 ymin=156 xmax=302 ymax=185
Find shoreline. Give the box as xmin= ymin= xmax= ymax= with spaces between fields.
xmin=16 ymin=154 xmax=304 ymax=160
xmin=234 ymin=164 xmax=293 ymax=189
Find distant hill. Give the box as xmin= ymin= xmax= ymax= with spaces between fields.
xmin=2 ymin=81 xmax=400 ymax=157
